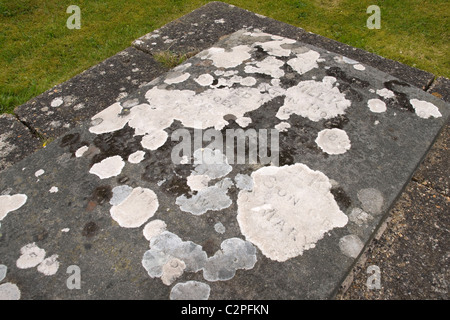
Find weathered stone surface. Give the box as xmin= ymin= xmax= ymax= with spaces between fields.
xmin=1 ymin=30 xmax=448 ymax=300
xmin=0 ymin=114 xmax=40 ymax=172
xmin=14 ymin=47 xmax=167 ymax=139
xmin=336 ymin=182 xmax=449 ymax=300
xmin=134 ymin=1 xmax=434 ymax=89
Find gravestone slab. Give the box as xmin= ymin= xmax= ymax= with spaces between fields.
xmin=0 ymin=30 xmax=448 ymax=300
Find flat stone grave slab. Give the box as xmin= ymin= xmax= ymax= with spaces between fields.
xmin=0 ymin=30 xmax=448 ymax=300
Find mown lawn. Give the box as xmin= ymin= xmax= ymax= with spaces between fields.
xmin=1 ymin=0 xmax=448 ymax=114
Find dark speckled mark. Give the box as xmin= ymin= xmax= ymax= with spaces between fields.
xmin=60 ymin=133 xmax=80 ymax=148
xmin=91 ymin=126 xmax=142 ymax=165
xmin=383 ymin=80 xmax=414 ymax=112
xmin=326 ymin=67 xmax=369 ymax=88
xmin=164 ymin=175 xmax=191 ymax=196
xmin=254 ymin=45 xmax=270 ymax=61
xmin=33 ymin=228 xmax=48 ymax=242
xmin=323 ymin=115 xmax=349 ymax=129
xmin=82 ymin=221 xmax=99 ymax=238
xmin=331 ymin=187 xmax=352 ymax=211
xmin=91 ymin=186 xmax=113 ymax=205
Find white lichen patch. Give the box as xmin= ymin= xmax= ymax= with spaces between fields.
xmin=367 ymin=98 xmax=387 ymax=113
xmin=200 ymin=45 xmax=252 ymax=68
xmin=287 ymin=50 xmax=321 ymax=75
xmin=128 ymin=150 xmax=146 ymax=164
xmin=203 ymin=238 xmax=257 ymax=282
xmin=276 ymin=77 xmax=351 ymax=122
xmin=376 ymin=88 xmax=395 ymax=99
xmin=410 ymin=99 xmax=442 ymax=119
xmin=274 ymin=122 xmax=291 ymax=132
xmin=170 ymin=281 xmax=210 ymax=300
xmin=141 ymin=130 xmax=168 ymax=151
xmin=75 ymin=145 xmax=89 ymax=157
xmin=143 ymin=219 xmax=167 ymax=242
xmin=0 ymin=194 xmax=27 ymax=222
xmin=254 ymin=38 xmax=296 ymax=57
xmin=0 ymin=283 xmax=21 ymax=300
xmin=49 ymin=187 xmax=58 ymax=193
xmin=161 ymin=258 xmax=186 ymax=285
xmin=37 ymin=254 xmax=59 ymax=276
xmin=235 ymin=116 xmax=252 ymax=128
xmin=245 ymin=56 xmax=285 ymax=78
xmin=89 ymin=102 xmax=131 ymax=134
xmin=315 ymin=128 xmax=351 ymax=155
xmin=353 ymin=64 xmax=365 ymax=71
xmin=195 ymin=74 xmax=214 ymax=86
xmin=164 ymin=72 xmax=190 ymax=85
xmin=34 ymin=169 xmax=45 ymax=177
xmin=16 ymin=243 xmax=46 ymax=269
xmin=50 ymin=98 xmax=64 ymax=108
xmin=110 ymin=187 xmax=159 ymax=228
xmin=339 ymin=234 xmax=364 ymax=258
xmin=89 ymin=155 xmax=125 ymax=179
xmin=237 ymin=163 xmax=348 ymax=262
xmin=176 ymin=179 xmax=233 ymax=215
xmin=0 ymin=193 xmax=27 ymax=221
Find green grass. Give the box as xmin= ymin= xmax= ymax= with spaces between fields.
xmin=1 ymin=0 xmax=448 ymax=114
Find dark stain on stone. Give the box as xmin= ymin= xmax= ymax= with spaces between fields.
xmin=331 ymin=187 xmax=352 ymax=210
xmin=279 ymin=148 xmax=295 ymax=166
xmin=323 ymin=115 xmax=349 ymax=129
xmin=33 ymin=228 xmax=48 ymax=242
xmin=84 ymin=243 xmax=92 ymax=250
xmin=90 ymin=185 xmax=113 ymax=205
xmin=91 ymin=126 xmax=142 ymax=165
xmin=202 ymin=238 xmax=219 ymax=257
xmin=254 ymin=45 xmax=270 ymax=61
xmin=164 ymin=175 xmax=191 ymax=196
xmin=326 ymin=67 xmax=369 ymax=88
xmin=60 ymin=133 xmax=80 ymax=148
xmin=383 ymin=80 xmax=414 ymax=113
xmin=82 ymin=221 xmax=99 ymax=238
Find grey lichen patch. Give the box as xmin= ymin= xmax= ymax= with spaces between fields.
xmin=214 ymin=222 xmax=226 ymax=234
xmin=0 ymin=264 xmax=6 ymax=282
xmin=109 ymin=185 xmax=133 ymax=206
xmin=0 ymin=283 xmax=21 ymax=300
xmin=143 ymin=219 xmax=167 ymax=242
xmin=348 ymin=208 xmax=373 ymax=227
xmin=0 ymin=132 xmax=16 ymax=158
xmin=234 ymin=173 xmax=253 ymax=191
xmin=339 ymin=234 xmax=364 ymax=258
xmin=176 ymin=178 xmax=233 ymax=216
xmin=200 ymin=45 xmax=252 ymax=69
xmin=192 ymin=148 xmax=232 ymax=179
xmin=142 ymin=232 xmax=207 ymax=284
xmin=357 ymin=188 xmax=384 ymax=215
xmin=203 ymin=238 xmax=257 ymax=282
xmin=237 ymin=163 xmax=348 ymax=262
xmin=170 ymin=281 xmax=210 ymax=300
